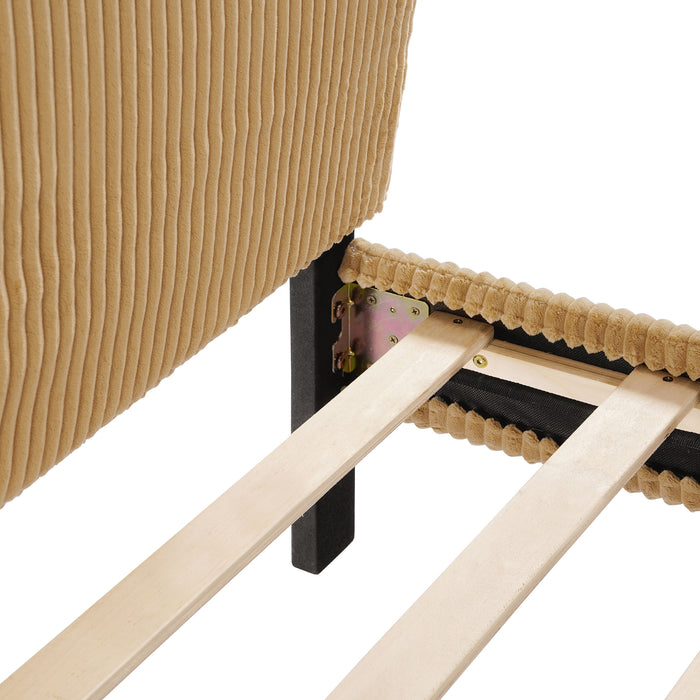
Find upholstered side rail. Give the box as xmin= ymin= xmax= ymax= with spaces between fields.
xmin=340 ymin=239 xmax=700 ymax=379
xmin=339 ymin=238 xmax=700 ymax=510
xmin=409 ymin=397 xmax=700 ymax=512
xmin=0 ymin=1 xmax=417 ymax=506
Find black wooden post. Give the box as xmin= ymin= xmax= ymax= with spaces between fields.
xmin=289 ymin=232 xmax=355 ymax=574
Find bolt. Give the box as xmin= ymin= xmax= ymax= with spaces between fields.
xmin=335 ymin=350 xmax=357 ymax=373
xmin=367 ymin=295 xmax=377 ymax=305
xmin=453 ymin=318 xmax=464 ymax=325
xmin=343 ymin=350 xmax=357 ymax=374
xmin=473 ymin=354 xmax=488 ymax=369
xmin=334 ymin=301 xmax=345 ymax=319
xmin=387 ymin=334 xmax=399 ymax=345
xmin=663 ymin=375 xmax=674 ymax=383
xmin=390 ymin=306 xmax=397 ymax=314
xmin=410 ymin=307 xmax=421 ymax=316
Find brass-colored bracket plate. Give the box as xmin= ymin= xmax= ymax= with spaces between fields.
xmin=331 ymin=284 xmax=429 ymax=375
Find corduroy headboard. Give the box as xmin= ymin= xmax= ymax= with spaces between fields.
xmin=0 ymin=0 xmax=417 ymax=506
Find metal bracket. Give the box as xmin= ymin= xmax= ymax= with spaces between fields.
xmin=331 ymin=283 xmax=429 ymax=375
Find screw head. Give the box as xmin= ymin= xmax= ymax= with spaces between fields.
xmin=390 ymin=306 xmax=397 ymax=314
xmin=387 ymin=334 xmax=399 ymax=345
xmin=410 ymin=307 xmax=421 ymax=316
xmin=663 ymin=375 xmax=674 ymax=383
xmin=473 ymin=354 xmax=488 ymax=369
xmin=367 ymin=295 xmax=377 ymax=305
xmin=453 ymin=318 xmax=464 ymax=325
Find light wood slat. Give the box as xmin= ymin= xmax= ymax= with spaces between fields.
xmin=467 ymin=339 xmax=700 ymax=434
xmin=0 ymin=313 xmax=493 ymax=700
xmin=330 ymin=366 xmax=700 ymax=700
xmin=666 ymin=651 xmax=700 ymax=699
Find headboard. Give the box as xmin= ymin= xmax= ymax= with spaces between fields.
xmin=0 ymin=0 xmax=417 ymax=505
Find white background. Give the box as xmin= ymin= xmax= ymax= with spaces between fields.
xmin=2 ymin=1 xmax=700 ymax=698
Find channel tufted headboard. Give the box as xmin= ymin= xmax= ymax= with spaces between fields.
xmin=0 ymin=0 xmax=416 ymax=506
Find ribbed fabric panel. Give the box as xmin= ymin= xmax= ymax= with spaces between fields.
xmin=340 ymin=238 xmax=700 ymax=380
xmin=411 ymin=398 xmax=700 ymax=513
xmin=0 ymin=0 xmax=417 ymax=506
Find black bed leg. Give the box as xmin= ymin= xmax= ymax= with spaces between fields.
xmin=290 ymin=233 xmax=355 ymax=574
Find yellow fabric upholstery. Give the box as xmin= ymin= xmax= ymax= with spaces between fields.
xmin=0 ymin=1 xmax=416 ymax=505
xmin=340 ymin=238 xmax=700 ymax=380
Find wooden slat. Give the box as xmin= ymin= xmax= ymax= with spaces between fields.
xmin=0 ymin=313 xmax=493 ymax=700
xmin=468 ymin=339 xmax=700 ymax=434
xmin=330 ymin=366 xmax=700 ymax=700
xmin=666 ymin=651 xmax=700 ymax=699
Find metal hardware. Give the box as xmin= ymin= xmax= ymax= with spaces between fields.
xmin=664 ymin=376 xmax=674 ymax=383
xmin=331 ymin=283 xmax=429 ymax=375
xmin=453 ymin=318 xmax=464 ymax=325
xmin=334 ymin=301 xmax=346 ymax=319
xmin=335 ymin=350 xmax=357 ymax=374
xmin=473 ymin=354 xmax=488 ymax=369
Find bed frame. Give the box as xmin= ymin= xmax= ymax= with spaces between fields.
xmin=1 ymin=3 xmax=699 ymax=697
xmin=1 ymin=231 xmax=699 ymax=698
